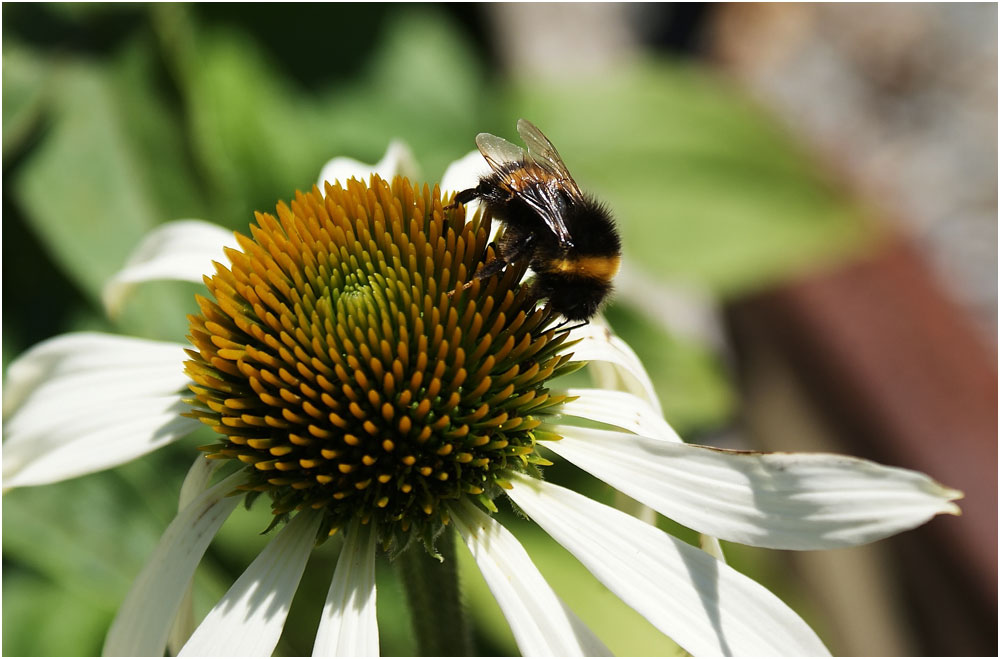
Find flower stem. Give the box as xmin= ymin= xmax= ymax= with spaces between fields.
xmin=397 ymin=527 xmax=472 ymax=656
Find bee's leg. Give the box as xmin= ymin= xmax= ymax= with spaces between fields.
xmin=494 ymin=229 xmax=533 ymax=263
xmin=479 ymin=231 xmax=535 ymax=279
xmin=444 ymin=187 xmax=479 ymax=210
xmin=447 ymin=249 xmax=512 ymax=297
xmin=475 ymin=255 xmax=511 ymax=280
xmin=448 ymin=233 xmax=532 ymax=297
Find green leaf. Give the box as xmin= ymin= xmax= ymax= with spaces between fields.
xmin=11 ymin=60 xmax=193 ymax=340
xmin=13 ymin=64 xmax=159 ymax=298
xmin=2 ymin=473 xmax=164 ymax=656
xmin=2 ymin=41 xmax=52 ymax=159
xmin=333 ymin=8 xmax=486 ymax=178
xmin=108 ymin=37 xmax=209 ymax=224
xmin=3 ymin=570 xmax=110 ymax=656
xmin=161 ymin=24 xmax=320 ymax=224
xmin=157 ymin=4 xmax=487 ymax=228
xmin=2 ymin=460 xmax=180 ymax=598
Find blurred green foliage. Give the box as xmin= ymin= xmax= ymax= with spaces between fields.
xmin=3 ymin=4 xmax=869 ymax=656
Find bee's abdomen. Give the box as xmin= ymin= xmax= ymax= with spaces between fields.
xmin=546 ymin=254 xmax=621 ymax=282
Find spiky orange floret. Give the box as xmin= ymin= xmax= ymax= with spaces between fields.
xmin=184 ymin=176 xmax=572 ymax=540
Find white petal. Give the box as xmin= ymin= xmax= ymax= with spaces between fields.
xmin=180 ymin=510 xmax=322 ymax=657
xmin=168 ymin=584 xmax=197 ymax=657
xmin=317 ymin=140 xmax=418 ymax=191
xmin=564 ymin=323 xmax=662 ymax=414
xmin=554 ymin=388 xmax=681 ymax=443
xmin=585 ymin=360 xmax=633 ymax=401
xmin=506 ymin=473 xmax=830 ymax=657
xmin=103 ymin=470 xmax=246 ymax=656
xmin=451 ymin=499 xmax=610 ymax=657
xmin=168 ymin=457 xmax=223 ymax=654
xmin=544 ymin=400 xmax=730 ymax=562
xmin=542 ymin=426 xmax=963 ymax=550
xmin=101 ymin=220 xmax=237 ymax=317
xmin=177 ymin=456 xmax=222 ymax=511
xmin=440 ymin=149 xmax=487 ymax=194
xmin=3 ymin=333 xmax=199 ymax=489
xmin=3 ymin=332 xmax=186 ymax=413
xmin=312 ymin=518 xmax=379 ymax=657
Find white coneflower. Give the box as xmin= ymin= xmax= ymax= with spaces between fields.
xmin=3 ymin=144 xmax=961 ymax=657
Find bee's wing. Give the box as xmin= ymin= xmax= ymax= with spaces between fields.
xmin=516 ymin=119 xmax=583 ymax=198
xmin=476 ymin=126 xmax=574 ymax=247
xmin=475 ymin=132 xmax=526 ymax=171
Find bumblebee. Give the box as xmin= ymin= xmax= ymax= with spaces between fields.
xmin=451 ymin=119 xmax=621 ymax=323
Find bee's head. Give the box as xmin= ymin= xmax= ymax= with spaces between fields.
xmin=556 ymin=294 xmax=603 ymax=322
xmin=537 ymin=273 xmax=612 ymax=322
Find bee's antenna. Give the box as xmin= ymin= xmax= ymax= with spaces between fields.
xmin=556 ymin=320 xmax=589 ymax=335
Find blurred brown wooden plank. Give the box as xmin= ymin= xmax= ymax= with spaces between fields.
xmin=726 ymin=235 xmax=997 ymax=653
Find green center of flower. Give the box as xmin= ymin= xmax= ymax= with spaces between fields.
xmin=184 ymin=176 xmax=573 ymax=543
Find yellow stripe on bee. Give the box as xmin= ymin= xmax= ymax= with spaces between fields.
xmin=551 ymin=255 xmax=621 ymax=280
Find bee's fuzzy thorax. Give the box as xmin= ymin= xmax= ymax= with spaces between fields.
xmin=561 ymin=195 xmax=620 ymax=257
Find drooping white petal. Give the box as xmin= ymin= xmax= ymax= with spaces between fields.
xmin=168 ymin=457 xmax=223 ymax=655
xmin=506 ymin=473 xmax=830 ymax=657
xmin=554 ymin=388 xmax=681 ymax=443
xmin=542 ymin=425 xmax=963 ymax=550
xmin=101 ymin=220 xmax=237 ymax=317
xmin=317 ymin=140 xmax=418 ymax=191
xmin=564 ymin=323 xmax=662 ymax=414
xmin=312 ymin=518 xmax=379 ymax=657
xmin=177 ymin=456 xmax=222 ymax=511
xmin=103 ymin=471 xmax=246 ymax=656
xmin=450 ymin=499 xmax=610 ymax=657
xmin=168 ymin=574 xmax=198 ymax=657
xmin=3 ymin=332 xmax=199 ymax=489
xmin=180 ymin=510 xmax=322 ymax=657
